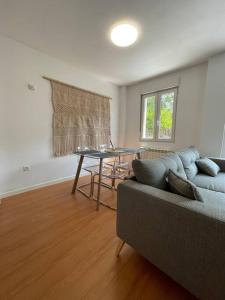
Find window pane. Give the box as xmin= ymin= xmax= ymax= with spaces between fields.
xmin=142 ymin=95 xmax=156 ymax=139
xmin=158 ymin=92 xmax=175 ymax=140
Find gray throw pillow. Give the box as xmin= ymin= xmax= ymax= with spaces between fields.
xmin=167 ymin=169 xmax=197 ymax=200
xmin=196 ymin=158 xmax=220 ymax=177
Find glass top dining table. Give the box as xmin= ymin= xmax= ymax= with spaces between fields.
xmin=71 ymin=147 xmax=145 ymax=210
xmin=73 ymin=147 xmax=145 ymax=158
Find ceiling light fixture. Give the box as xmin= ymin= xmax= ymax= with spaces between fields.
xmin=110 ymin=23 xmax=138 ymax=47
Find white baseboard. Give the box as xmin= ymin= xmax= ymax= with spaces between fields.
xmin=0 ymin=175 xmax=80 ymax=200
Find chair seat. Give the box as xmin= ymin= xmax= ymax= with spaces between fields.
xmin=83 ymin=164 xmax=111 ymax=175
xmin=101 ymin=172 xmax=127 ymax=180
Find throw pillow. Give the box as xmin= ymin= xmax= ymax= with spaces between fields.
xmin=167 ymin=169 xmax=197 ymax=200
xmin=196 ymin=158 xmax=220 ymax=177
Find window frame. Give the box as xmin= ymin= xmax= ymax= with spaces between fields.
xmin=140 ymin=87 xmax=178 ymax=142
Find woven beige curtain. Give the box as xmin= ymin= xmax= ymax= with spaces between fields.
xmin=50 ymin=80 xmax=111 ymax=156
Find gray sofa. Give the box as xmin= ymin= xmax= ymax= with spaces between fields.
xmin=117 ymin=147 xmax=225 ymax=300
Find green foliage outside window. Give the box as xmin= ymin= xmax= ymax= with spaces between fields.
xmin=145 ymin=93 xmax=174 ymax=137
xmin=146 ymin=96 xmax=155 ymax=132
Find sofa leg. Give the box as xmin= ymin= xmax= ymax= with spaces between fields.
xmin=115 ymin=239 xmax=125 ymax=257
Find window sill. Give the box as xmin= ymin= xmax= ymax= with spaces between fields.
xmin=140 ymin=138 xmax=175 ymax=143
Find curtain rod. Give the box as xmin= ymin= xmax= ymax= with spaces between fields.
xmin=42 ymin=76 xmax=112 ymax=99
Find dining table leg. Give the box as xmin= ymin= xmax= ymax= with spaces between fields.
xmin=96 ymin=157 xmax=103 ymax=211
xmin=72 ymin=155 xmax=84 ymax=194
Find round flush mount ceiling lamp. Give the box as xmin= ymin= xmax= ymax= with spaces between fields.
xmin=110 ymin=23 xmax=138 ymax=47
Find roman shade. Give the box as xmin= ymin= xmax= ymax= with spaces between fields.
xmin=50 ymin=80 xmax=111 ymax=156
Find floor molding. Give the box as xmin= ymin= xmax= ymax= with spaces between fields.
xmin=0 ymin=175 xmax=78 ymax=200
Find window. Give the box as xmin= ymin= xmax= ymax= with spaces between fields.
xmin=140 ymin=87 xmax=177 ymax=142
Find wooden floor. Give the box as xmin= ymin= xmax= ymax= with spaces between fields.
xmin=0 ymin=178 xmax=196 ymax=300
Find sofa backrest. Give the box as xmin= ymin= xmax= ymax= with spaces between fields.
xmin=178 ymin=147 xmax=200 ymax=180
xmin=132 ymin=153 xmax=186 ymax=190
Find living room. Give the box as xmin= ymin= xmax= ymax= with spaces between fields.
xmin=1 ymin=1 xmax=225 ymax=299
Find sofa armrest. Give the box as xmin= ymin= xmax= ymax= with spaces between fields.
xmin=117 ymin=180 xmax=225 ymax=300
xmin=209 ymin=157 xmax=225 ymax=172
xmin=117 ymin=180 xmax=225 ymax=223
xmin=117 ymin=180 xmax=225 ymax=244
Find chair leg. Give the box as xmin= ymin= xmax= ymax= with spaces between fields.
xmin=90 ymin=173 xmax=94 ymax=198
xmin=115 ymin=239 xmax=125 ymax=257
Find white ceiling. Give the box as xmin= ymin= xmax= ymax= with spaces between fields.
xmin=1 ymin=0 xmax=225 ymax=85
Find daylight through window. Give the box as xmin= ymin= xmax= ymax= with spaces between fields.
xmin=140 ymin=87 xmax=177 ymax=141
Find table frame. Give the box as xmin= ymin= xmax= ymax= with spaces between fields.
xmin=71 ymin=148 xmax=142 ymax=211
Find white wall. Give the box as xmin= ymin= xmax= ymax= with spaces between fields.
xmin=199 ymin=52 xmax=225 ymax=156
xmin=0 ymin=35 xmax=120 ymax=196
xmin=2 ymin=31 xmax=225 ymax=197
xmin=123 ymin=63 xmax=208 ymax=151
xmin=118 ymin=86 xmax=127 ymax=147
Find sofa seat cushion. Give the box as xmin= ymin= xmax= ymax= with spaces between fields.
xmin=193 ymin=186 xmax=225 ymax=203
xmin=178 ymin=147 xmax=200 ymax=180
xmin=192 ymin=172 xmax=225 ymax=193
